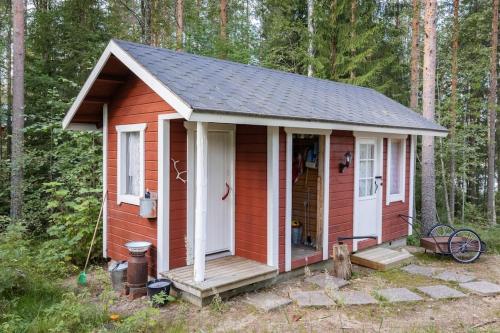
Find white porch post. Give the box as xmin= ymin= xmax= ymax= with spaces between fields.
xmin=193 ymin=121 xmax=208 ymax=282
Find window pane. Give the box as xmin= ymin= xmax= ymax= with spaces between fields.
xmin=360 ymin=144 xmax=367 ymax=159
xmin=360 ymin=160 xmax=367 ymax=178
xmin=359 ymin=179 xmax=367 ymax=197
xmin=366 ymin=160 xmax=374 ymax=178
xmin=366 ymin=144 xmax=374 ymax=159
xmin=126 ymin=132 xmax=140 ymax=196
xmin=367 ymin=179 xmax=374 ymax=196
xmin=390 ymin=140 xmax=401 ymax=195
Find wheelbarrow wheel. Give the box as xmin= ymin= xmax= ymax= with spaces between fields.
xmin=448 ymin=228 xmax=482 ymax=263
xmin=428 ymin=224 xmax=455 ymax=237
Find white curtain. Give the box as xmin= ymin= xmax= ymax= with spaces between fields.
xmin=390 ymin=140 xmax=401 ymax=195
xmin=126 ymin=132 xmax=140 ymax=196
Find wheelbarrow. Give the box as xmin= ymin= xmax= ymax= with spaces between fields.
xmin=399 ymin=215 xmax=486 ymax=263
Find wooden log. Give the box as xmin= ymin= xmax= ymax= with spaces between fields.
xmin=332 ymin=244 xmax=352 ymax=280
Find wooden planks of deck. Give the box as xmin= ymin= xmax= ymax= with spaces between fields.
xmin=161 ymin=256 xmax=278 ymax=302
xmin=350 ymin=247 xmax=414 ymax=271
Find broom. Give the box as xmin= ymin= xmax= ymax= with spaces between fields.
xmin=78 ymin=192 xmax=107 ymax=286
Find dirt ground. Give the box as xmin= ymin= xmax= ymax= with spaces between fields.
xmin=88 ymin=248 xmax=500 ymax=332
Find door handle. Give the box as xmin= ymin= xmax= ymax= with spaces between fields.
xmin=222 ymin=182 xmax=230 ymax=200
xmin=374 ymin=176 xmax=382 ymax=194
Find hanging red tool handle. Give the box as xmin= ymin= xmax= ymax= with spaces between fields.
xmin=222 ymin=182 xmax=230 ymax=200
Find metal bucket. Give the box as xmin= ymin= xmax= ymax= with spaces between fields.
xmin=109 ymin=261 xmax=128 ymax=291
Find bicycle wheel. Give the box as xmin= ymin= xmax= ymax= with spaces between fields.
xmin=448 ymin=228 xmax=482 ymax=263
xmin=428 ymin=224 xmax=455 ymax=237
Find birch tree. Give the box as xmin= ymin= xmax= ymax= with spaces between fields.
xmin=487 ymin=0 xmax=498 ymax=225
xmin=421 ymin=0 xmax=437 ymax=234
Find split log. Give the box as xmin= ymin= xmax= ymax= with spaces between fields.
xmin=332 ymin=244 xmax=352 ymax=280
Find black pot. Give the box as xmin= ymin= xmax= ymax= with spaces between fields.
xmin=147 ymin=279 xmax=172 ymax=306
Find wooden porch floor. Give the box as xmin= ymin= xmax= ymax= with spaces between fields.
xmin=161 ymin=256 xmax=278 ymax=303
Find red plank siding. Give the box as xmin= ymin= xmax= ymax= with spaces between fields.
xmin=169 ymin=119 xmax=188 ymax=269
xmin=381 ymin=137 xmax=411 ymax=242
xmin=106 ymin=74 xmax=177 ymax=276
xmin=235 ymin=125 xmax=268 ymax=264
xmin=328 ymin=131 xmax=355 ymax=254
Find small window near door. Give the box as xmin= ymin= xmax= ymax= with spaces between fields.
xmin=387 ymin=138 xmax=406 ymax=204
xmin=116 ymin=123 xmax=147 ymax=205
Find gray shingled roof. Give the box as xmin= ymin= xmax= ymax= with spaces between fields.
xmin=114 ymin=39 xmax=446 ymax=133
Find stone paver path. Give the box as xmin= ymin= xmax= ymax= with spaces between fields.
xmin=417 ymin=285 xmax=466 ymax=299
xmin=289 ymin=291 xmax=335 ymax=307
xmin=333 ymin=291 xmax=378 ymax=305
xmin=376 ymin=288 xmax=423 ymax=302
xmin=459 ymin=281 xmax=500 ymax=296
xmin=402 ymin=264 xmax=440 ymax=277
xmin=305 ymin=274 xmax=349 ymax=290
xmin=243 ymin=293 xmax=292 ymax=312
xmin=434 ymin=270 xmax=476 ymax=283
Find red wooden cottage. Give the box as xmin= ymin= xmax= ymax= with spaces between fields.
xmin=63 ymin=40 xmax=447 ymax=305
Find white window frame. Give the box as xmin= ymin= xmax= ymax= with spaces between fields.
xmin=386 ymin=137 xmax=406 ymax=204
xmin=116 ymin=123 xmax=147 ymax=205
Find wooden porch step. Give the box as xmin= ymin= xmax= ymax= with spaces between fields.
xmin=160 ymin=256 xmax=278 ymax=306
xmin=350 ymin=247 xmax=414 ymax=271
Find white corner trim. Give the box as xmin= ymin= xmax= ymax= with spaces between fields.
xmin=377 ymin=138 xmax=384 ymax=244
xmin=386 ymin=138 xmax=407 ymax=205
xmin=323 ymin=134 xmax=330 ymax=260
xmin=157 ymin=117 xmax=170 ymax=275
xmin=267 ymin=126 xmax=280 ymax=267
xmin=408 ymin=135 xmax=417 ymax=235
xmin=116 ymin=123 xmax=147 ymax=205
xmin=62 ymin=40 xmax=192 ymax=130
xmin=102 ymin=104 xmax=108 ymax=258
xmin=285 ymin=132 xmax=292 ymax=272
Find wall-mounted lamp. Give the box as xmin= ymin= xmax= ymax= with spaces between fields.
xmin=339 ymin=151 xmax=352 ymax=173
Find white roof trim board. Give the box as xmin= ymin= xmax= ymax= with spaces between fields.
xmin=63 ymin=39 xmax=447 ymax=137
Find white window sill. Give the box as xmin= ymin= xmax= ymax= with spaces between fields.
xmin=118 ymin=194 xmax=140 ymax=206
xmin=387 ymin=194 xmax=405 ymax=204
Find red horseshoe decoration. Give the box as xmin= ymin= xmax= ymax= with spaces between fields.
xmin=222 ymin=182 xmax=230 ymax=200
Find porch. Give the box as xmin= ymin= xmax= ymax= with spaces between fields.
xmin=161 ymin=256 xmax=278 ymax=306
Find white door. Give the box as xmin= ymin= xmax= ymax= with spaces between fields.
xmin=353 ymin=138 xmax=382 ymax=251
xmin=194 ymin=131 xmax=233 ymax=255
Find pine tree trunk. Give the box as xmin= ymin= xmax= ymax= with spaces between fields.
xmin=421 ymin=0 xmax=437 ymax=234
xmin=175 ymin=0 xmax=184 ymax=50
xmin=140 ymin=0 xmax=152 ymax=45
xmin=350 ymin=0 xmax=356 ymax=80
xmin=449 ymin=0 xmax=459 ymax=224
xmin=409 ymin=0 xmax=420 ymax=111
xmin=10 ymin=0 xmax=25 ymax=221
xmin=220 ymin=0 xmax=227 ymax=40
xmin=487 ymin=0 xmax=498 ymax=225
xmin=6 ymin=1 xmax=12 ymax=159
xmin=307 ymin=0 xmax=314 ymax=77
xmin=330 ymin=0 xmax=337 ymax=80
